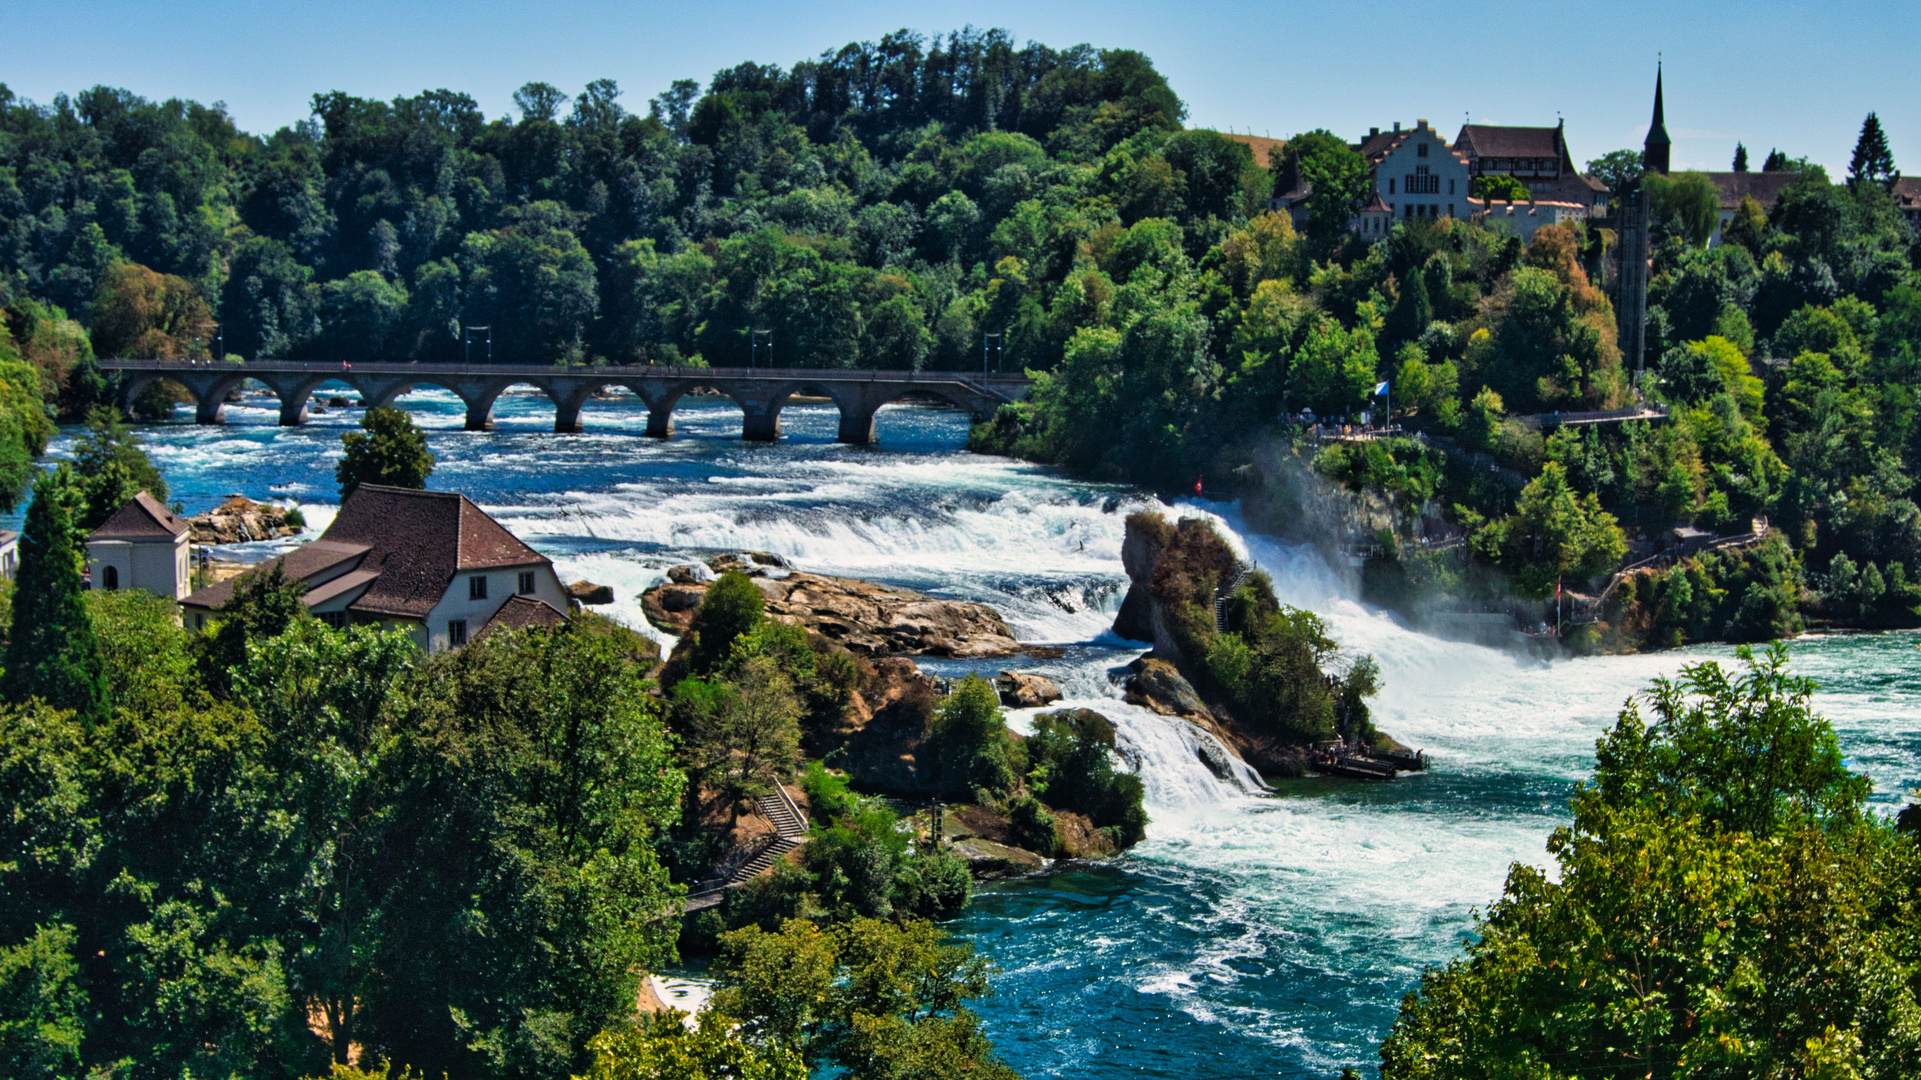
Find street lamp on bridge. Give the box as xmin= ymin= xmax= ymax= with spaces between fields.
xmin=751 ymin=328 xmax=772 ymax=369
xmin=464 ymin=325 xmax=492 ymax=365
xmin=983 ymin=330 xmax=1003 ymax=376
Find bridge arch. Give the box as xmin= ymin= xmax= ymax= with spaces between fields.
xmin=119 ymin=368 xmax=248 ymax=425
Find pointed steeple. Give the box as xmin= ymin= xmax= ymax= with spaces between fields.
xmin=1644 ymin=62 xmax=1671 ymax=175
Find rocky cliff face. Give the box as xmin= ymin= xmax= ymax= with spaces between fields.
xmin=1111 ymin=513 xmax=1315 ymax=778
xmin=643 ymin=558 xmax=1021 ymax=658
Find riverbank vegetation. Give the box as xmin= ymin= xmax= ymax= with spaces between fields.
xmin=1382 ymin=645 xmax=1921 ymax=1078
xmin=0 ymin=465 xmax=1028 ymax=1079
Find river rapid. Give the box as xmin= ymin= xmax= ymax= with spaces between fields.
xmin=46 ymin=385 xmax=1921 ymax=1078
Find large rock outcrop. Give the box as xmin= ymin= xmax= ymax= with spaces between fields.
xmin=643 ymin=561 xmax=1021 ymax=658
xmin=188 ymin=495 xmax=303 ymax=545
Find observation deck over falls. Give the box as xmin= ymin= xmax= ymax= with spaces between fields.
xmin=97 ymin=359 xmax=1034 ymax=444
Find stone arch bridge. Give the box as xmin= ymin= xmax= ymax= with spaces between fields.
xmin=97 ymin=360 xmax=1033 ymax=444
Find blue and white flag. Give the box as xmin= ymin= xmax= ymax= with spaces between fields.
xmin=1372 ymin=381 xmax=1389 ymax=395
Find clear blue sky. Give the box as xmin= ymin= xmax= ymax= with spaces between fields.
xmin=4 ymin=0 xmax=1914 ymax=176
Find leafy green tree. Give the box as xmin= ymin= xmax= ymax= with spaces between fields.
xmin=579 ymin=1013 xmax=805 ymax=1080
xmin=678 ymin=654 xmax=803 ymax=820
xmin=1584 ymin=149 xmax=1644 ymax=195
xmin=461 ymin=201 xmax=599 ymax=363
xmin=3 ymin=469 xmax=107 ymax=725
xmin=0 ymin=321 xmax=55 ymax=512
xmin=1469 ymin=174 xmax=1530 ymax=202
xmin=1732 ymin=142 xmax=1749 ymax=172
xmin=0 ymin=923 xmax=88 ymax=1080
xmin=1470 ymin=462 xmax=1627 ymax=597
xmin=1645 ymin=171 xmax=1721 ymax=246
xmin=668 ymin=571 xmax=765 ymax=680
xmin=232 ymin=619 xmax=417 ymax=1066
xmin=196 ymin=562 xmax=309 ymax=696
xmin=68 ymin=407 xmax=168 ymax=529
xmin=365 ymin=619 xmax=686 ymax=1078
xmin=927 ymin=675 xmax=1016 ymax=799
xmin=222 ymin=237 xmax=316 ymax=360
xmin=88 ymin=262 xmax=215 ymax=359
xmin=1380 ymin=647 xmax=1915 ymax=1079
xmin=1847 ymin=111 xmax=1900 ymax=191
xmin=1025 ymin=709 xmax=1148 ymax=848
xmin=335 ymin=406 xmax=434 ymax=499
xmin=1385 ymin=267 xmax=1432 ymax=346
xmin=311 ymin=271 xmax=408 ymax=361
xmin=1278 ymin=131 xmax=1370 ymax=251
xmin=711 ymin=917 xmax=1017 ymax=1080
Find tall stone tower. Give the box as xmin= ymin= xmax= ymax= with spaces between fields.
xmin=1618 ymin=64 xmax=1667 ymax=384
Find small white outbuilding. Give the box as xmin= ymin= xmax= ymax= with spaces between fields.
xmin=86 ymin=492 xmax=191 ymax=598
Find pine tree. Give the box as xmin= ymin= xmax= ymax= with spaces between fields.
xmin=3 ymin=467 xmax=108 ymax=724
xmin=1388 ymin=268 xmax=1433 ymax=345
xmin=1763 ymin=148 xmax=1789 ymax=172
xmin=1848 ymin=112 xmax=1899 ymax=191
xmin=1732 ymin=143 xmax=1749 ymax=172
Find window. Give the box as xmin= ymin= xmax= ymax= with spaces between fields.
xmin=469 ymin=575 xmax=488 ymax=601
xmin=1417 ymin=142 xmax=1429 ymax=158
xmin=1448 ymin=179 xmax=1456 ymax=194
xmin=448 ymin=619 xmax=468 ymax=648
xmin=518 ymin=571 xmax=536 ymax=595
xmin=1388 ymin=178 xmax=1395 ymax=194
xmin=103 ymin=565 xmax=118 ymax=590
xmin=194 ymin=613 xmax=206 ymax=631
xmin=318 ymin=611 xmax=346 ymax=629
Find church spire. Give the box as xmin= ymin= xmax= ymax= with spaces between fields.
xmin=1644 ymin=62 xmax=1671 ymax=175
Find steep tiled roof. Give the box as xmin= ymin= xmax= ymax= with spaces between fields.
xmin=324 ymin=486 xmax=548 ymax=618
xmin=179 ymin=486 xmax=548 ymax=619
xmin=1355 ymin=129 xmax=1408 ymax=162
xmin=474 ymin=594 xmax=568 ymax=642
xmin=1360 ymin=192 xmax=1393 ymax=213
xmin=1896 ymin=177 xmax=1921 ymax=214
xmin=1703 ymin=170 xmax=1804 ymax=210
xmin=1455 ymin=124 xmax=1565 ymax=161
xmin=90 ymin=492 xmax=189 ymax=541
xmin=181 ymin=538 xmax=370 ymax=611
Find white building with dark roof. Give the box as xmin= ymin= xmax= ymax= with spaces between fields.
xmin=0 ymin=530 xmax=17 ymax=581
xmin=1355 ymin=119 xmax=1473 ymax=227
xmin=86 ymin=492 xmax=191 ymax=598
xmin=181 ymin=485 xmax=569 ymax=650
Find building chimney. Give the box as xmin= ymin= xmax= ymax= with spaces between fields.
xmin=1417 ymin=119 xmax=1428 ymax=128
xmin=1369 ymin=127 xmax=1379 ymax=137
xmin=1393 ymin=121 xmax=1401 ymax=132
